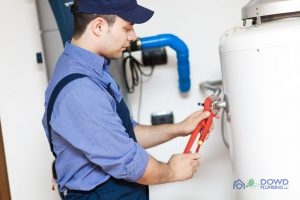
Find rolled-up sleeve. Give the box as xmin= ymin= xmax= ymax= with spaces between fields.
xmin=131 ymin=120 xmax=139 ymax=128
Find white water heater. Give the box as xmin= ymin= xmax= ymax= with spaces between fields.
xmin=219 ymin=0 xmax=300 ymax=199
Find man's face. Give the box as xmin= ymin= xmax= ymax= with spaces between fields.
xmin=100 ymin=16 xmax=137 ymax=59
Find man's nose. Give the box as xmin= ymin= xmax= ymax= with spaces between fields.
xmin=128 ymin=31 xmax=138 ymax=42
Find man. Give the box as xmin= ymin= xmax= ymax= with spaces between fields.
xmin=42 ymin=0 xmax=212 ymax=199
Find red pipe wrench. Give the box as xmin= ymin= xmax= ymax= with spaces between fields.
xmin=183 ymin=95 xmax=220 ymax=153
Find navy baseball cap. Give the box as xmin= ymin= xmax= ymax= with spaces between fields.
xmin=74 ymin=0 xmax=154 ymax=24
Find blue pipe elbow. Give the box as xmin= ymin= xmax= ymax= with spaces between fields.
xmin=140 ymin=34 xmax=190 ymax=92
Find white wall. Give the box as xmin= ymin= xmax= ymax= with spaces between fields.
xmin=0 ymin=0 xmax=248 ymax=199
xmin=0 ymin=0 xmax=60 ymax=199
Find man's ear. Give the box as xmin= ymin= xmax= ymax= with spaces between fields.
xmin=91 ymin=17 xmax=107 ymax=36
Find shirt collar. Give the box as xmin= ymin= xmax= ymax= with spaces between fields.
xmin=64 ymin=41 xmax=110 ymax=75
xmin=63 ymin=41 xmax=122 ymax=102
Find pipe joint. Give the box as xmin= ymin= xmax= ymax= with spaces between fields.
xmin=130 ymin=34 xmax=190 ymax=92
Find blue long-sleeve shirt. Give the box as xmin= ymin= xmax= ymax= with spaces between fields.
xmin=42 ymin=42 xmax=149 ymax=192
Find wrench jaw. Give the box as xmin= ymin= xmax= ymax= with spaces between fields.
xmin=184 ymin=95 xmax=227 ymax=153
xmin=209 ymin=95 xmax=222 ymax=115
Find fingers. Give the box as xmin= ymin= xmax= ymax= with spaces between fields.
xmin=203 ymin=110 xmax=211 ymax=116
xmin=187 ymin=153 xmax=201 ymax=171
xmin=169 ymin=153 xmax=201 ymax=181
xmin=190 ymin=154 xmax=200 ymax=177
xmin=192 ymin=165 xmax=199 ymax=175
xmin=198 ymin=111 xmax=210 ymax=120
xmin=192 ymin=159 xmax=200 ymax=169
xmin=189 ymin=152 xmax=201 ymax=160
xmin=214 ymin=113 xmax=220 ymax=119
xmin=179 ymin=110 xmax=211 ymax=136
xmin=189 ymin=110 xmax=210 ymax=121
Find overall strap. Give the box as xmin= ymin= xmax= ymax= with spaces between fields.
xmin=47 ymin=73 xmax=88 ymax=158
xmin=106 ymin=83 xmax=137 ymax=142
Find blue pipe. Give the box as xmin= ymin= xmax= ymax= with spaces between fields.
xmin=140 ymin=34 xmax=190 ymax=92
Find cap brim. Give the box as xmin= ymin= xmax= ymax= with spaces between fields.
xmin=118 ymin=5 xmax=154 ymax=24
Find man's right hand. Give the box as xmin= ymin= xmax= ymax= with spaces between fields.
xmin=167 ymin=153 xmax=200 ymax=181
xmin=138 ymin=153 xmax=200 ymax=185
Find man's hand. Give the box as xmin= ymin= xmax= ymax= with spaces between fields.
xmin=167 ymin=153 xmax=201 ymax=181
xmin=177 ymin=110 xmax=211 ymax=137
xmin=138 ymin=153 xmax=200 ymax=185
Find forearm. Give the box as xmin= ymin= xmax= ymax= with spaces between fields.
xmin=134 ymin=111 xmax=211 ymax=149
xmin=138 ymin=155 xmax=174 ymax=185
xmin=134 ymin=124 xmax=183 ymax=149
xmin=137 ymin=153 xmax=200 ymax=185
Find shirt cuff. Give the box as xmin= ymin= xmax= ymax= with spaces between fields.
xmin=124 ymin=145 xmax=149 ymax=182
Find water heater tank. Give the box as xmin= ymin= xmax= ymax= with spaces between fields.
xmin=219 ymin=1 xmax=300 ymax=199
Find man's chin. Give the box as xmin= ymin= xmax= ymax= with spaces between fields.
xmin=111 ymin=54 xmax=123 ymax=59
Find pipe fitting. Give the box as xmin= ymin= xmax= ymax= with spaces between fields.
xmin=129 ymin=34 xmax=190 ymax=92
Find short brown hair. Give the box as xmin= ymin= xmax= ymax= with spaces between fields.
xmin=71 ymin=1 xmax=116 ymax=38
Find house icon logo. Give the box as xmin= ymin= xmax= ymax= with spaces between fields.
xmin=233 ymin=179 xmax=245 ymax=189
